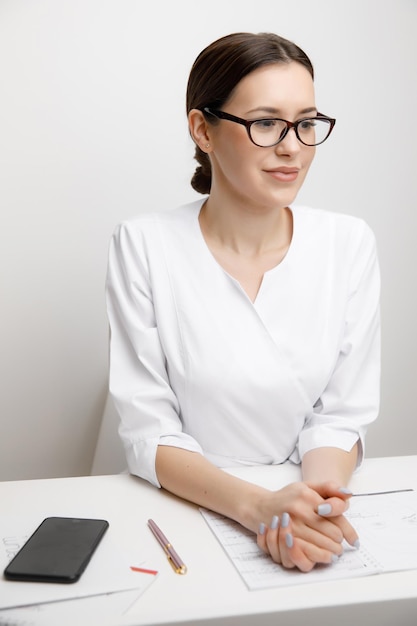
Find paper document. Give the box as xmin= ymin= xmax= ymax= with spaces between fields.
xmin=0 ymin=589 xmax=143 ymax=626
xmin=201 ymin=490 xmax=417 ymax=590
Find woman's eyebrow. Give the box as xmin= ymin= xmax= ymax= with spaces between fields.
xmin=246 ymin=106 xmax=318 ymax=116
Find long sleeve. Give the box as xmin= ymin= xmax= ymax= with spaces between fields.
xmin=106 ymin=218 xmax=203 ymax=487
xmin=293 ymin=219 xmax=381 ymax=466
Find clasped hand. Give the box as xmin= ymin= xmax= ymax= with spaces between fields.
xmin=256 ymin=481 xmax=357 ymax=572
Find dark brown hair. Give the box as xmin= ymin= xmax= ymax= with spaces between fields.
xmin=186 ymin=32 xmax=314 ymax=194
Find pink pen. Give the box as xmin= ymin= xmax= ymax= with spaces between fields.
xmin=148 ymin=519 xmax=187 ymax=575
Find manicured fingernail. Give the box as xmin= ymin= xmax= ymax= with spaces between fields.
xmin=339 ymin=487 xmax=353 ymax=495
xmin=353 ymin=539 xmax=360 ymax=549
xmin=270 ymin=515 xmax=279 ymax=530
xmin=258 ymin=522 xmax=266 ymax=535
xmin=331 ymin=554 xmax=339 ymax=563
xmin=318 ymin=503 xmax=332 ymax=516
xmin=285 ymin=533 xmax=293 ymax=548
xmin=281 ymin=512 xmax=290 ymax=528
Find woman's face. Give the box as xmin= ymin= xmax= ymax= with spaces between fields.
xmin=207 ymin=62 xmax=317 ymax=211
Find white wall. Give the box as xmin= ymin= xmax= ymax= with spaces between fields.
xmin=0 ymin=0 xmax=416 ymax=480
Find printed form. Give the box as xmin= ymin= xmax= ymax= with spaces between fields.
xmin=201 ymin=490 xmax=417 ymax=590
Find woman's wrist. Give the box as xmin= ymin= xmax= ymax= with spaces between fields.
xmin=235 ymin=483 xmax=274 ymax=533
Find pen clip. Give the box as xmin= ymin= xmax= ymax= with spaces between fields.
xmin=166 ymin=553 xmax=187 ymax=575
xmin=164 ymin=543 xmax=188 ymax=575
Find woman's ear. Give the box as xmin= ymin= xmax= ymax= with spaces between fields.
xmin=188 ymin=109 xmax=212 ymax=152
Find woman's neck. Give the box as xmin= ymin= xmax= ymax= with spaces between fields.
xmin=199 ymin=196 xmax=293 ymax=257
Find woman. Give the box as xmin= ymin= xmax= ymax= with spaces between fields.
xmin=106 ymin=32 xmax=380 ymax=571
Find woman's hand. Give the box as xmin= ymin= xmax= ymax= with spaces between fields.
xmin=257 ymin=512 xmax=339 ymax=572
xmin=307 ymin=481 xmax=359 ymax=547
xmin=256 ymin=481 xmax=357 ymax=571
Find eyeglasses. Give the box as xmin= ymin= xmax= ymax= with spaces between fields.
xmin=203 ymin=107 xmax=336 ymax=147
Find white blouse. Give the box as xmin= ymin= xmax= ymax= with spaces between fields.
xmin=106 ymin=199 xmax=381 ymax=487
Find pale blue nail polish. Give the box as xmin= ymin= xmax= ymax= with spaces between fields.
xmin=331 ymin=554 xmax=339 ymax=563
xmin=259 ymin=522 xmax=266 ymax=535
xmin=318 ymin=503 xmax=332 ymax=516
xmin=339 ymin=487 xmax=353 ymax=495
xmin=285 ymin=533 xmax=293 ymax=548
xmin=281 ymin=512 xmax=290 ymax=528
xmin=354 ymin=539 xmax=360 ymax=549
xmin=270 ymin=515 xmax=279 ymax=530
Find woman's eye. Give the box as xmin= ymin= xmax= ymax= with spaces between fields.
xmin=253 ymin=119 xmax=277 ymax=131
xmin=299 ymin=119 xmax=316 ymax=130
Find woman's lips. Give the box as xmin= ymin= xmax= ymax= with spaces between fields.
xmin=265 ymin=168 xmax=299 ymax=182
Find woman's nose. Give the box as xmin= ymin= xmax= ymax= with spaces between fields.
xmin=274 ymin=127 xmax=301 ymax=155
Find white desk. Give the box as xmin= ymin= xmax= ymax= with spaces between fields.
xmin=1 ymin=456 xmax=416 ymax=626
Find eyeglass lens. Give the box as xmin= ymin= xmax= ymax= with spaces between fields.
xmin=250 ymin=118 xmax=332 ymax=147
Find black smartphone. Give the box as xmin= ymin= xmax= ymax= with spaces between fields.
xmin=3 ymin=516 xmax=109 ymax=584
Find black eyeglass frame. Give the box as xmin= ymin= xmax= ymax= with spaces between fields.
xmin=202 ymin=107 xmax=336 ymax=147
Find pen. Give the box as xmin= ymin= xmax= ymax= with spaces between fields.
xmin=352 ymin=488 xmax=414 ymax=497
xmin=148 ymin=519 xmax=187 ymax=575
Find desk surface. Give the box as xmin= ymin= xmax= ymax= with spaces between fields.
xmin=1 ymin=456 xmax=417 ymax=626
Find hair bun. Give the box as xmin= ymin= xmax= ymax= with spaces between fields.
xmin=191 ymin=165 xmax=211 ymax=194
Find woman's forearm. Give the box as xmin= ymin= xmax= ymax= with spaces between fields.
xmin=301 ymin=444 xmax=358 ymax=485
xmin=155 ymin=445 xmax=269 ymax=532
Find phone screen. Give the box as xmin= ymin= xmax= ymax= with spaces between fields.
xmin=3 ymin=517 xmax=109 ymax=583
